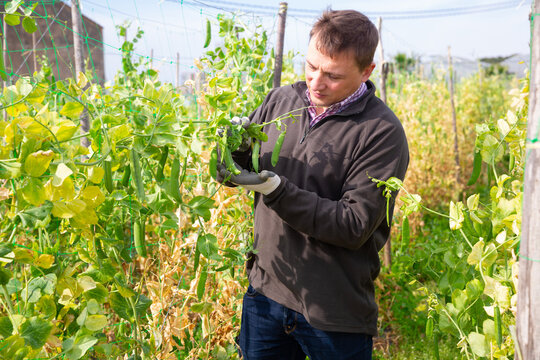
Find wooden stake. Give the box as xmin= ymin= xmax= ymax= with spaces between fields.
xmin=273 ymin=2 xmax=287 ymax=88
xmin=377 ymin=17 xmax=392 ymax=269
xmin=176 ymin=52 xmax=180 ymax=89
xmin=71 ymin=0 xmax=89 ymax=147
xmin=516 ymin=2 xmax=540 ymax=358
xmin=447 ymin=46 xmax=460 ymax=186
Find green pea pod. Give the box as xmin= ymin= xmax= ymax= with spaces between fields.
xmin=203 ymin=19 xmax=211 ymax=48
xmin=271 ymin=131 xmax=286 ymax=167
xmin=426 ymin=317 xmax=433 ymax=339
xmin=252 ymin=139 xmax=260 ymax=173
xmin=209 ymin=148 xmax=218 ymax=180
xmin=0 ymin=36 xmax=7 ymax=81
xmin=494 ymin=306 xmax=502 ymax=347
xmin=223 ymin=147 xmax=241 ymax=175
xmin=508 ymin=153 xmax=515 ymax=172
xmin=103 ymin=160 xmax=114 ymax=194
xmin=130 ymin=149 xmax=146 ymax=202
xmin=168 ymin=157 xmax=182 ymax=203
xmin=155 ymin=146 xmax=169 ymax=183
xmin=467 ymin=151 xmax=482 ymax=186
xmin=121 ymin=164 xmax=131 ymax=188
xmin=133 ymin=216 xmax=147 ymax=257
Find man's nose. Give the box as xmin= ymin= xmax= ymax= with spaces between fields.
xmin=311 ymin=72 xmax=325 ymax=90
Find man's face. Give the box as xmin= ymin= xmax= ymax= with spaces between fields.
xmin=305 ymin=35 xmax=375 ymax=112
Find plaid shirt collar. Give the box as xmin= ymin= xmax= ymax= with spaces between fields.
xmin=306 ymin=82 xmax=367 ymax=127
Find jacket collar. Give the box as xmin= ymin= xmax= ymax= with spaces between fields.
xmin=292 ymin=80 xmax=376 ymax=117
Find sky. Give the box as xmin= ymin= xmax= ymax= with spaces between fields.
xmin=76 ymin=0 xmax=534 ymax=83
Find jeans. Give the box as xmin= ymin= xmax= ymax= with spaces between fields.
xmin=237 ymin=285 xmax=373 ymax=360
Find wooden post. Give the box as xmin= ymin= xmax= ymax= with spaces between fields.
xmin=2 ymin=15 xmax=6 ymax=89
xmin=273 ymin=2 xmax=287 ymax=88
xmin=516 ymin=2 xmax=540 ymax=358
xmin=32 ymin=31 xmax=37 ymax=73
xmin=377 ymin=17 xmax=392 ymax=268
xmin=176 ymin=52 xmax=180 ymax=89
xmin=71 ymin=0 xmax=89 ymax=147
xmin=447 ymin=46 xmax=461 ymax=186
xmin=377 ymin=17 xmax=388 ymax=105
xmin=71 ymin=0 xmax=84 ymax=77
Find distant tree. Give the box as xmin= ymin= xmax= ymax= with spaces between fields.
xmin=393 ymin=52 xmax=418 ymax=73
xmin=479 ymin=54 xmax=515 ymax=76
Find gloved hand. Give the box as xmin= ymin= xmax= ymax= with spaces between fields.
xmin=217 ymin=162 xmax=281 ymax=195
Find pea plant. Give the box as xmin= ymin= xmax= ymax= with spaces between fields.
xmin=374 ymin=77 xmax=527 ymax=359
xmin=0 ymin=8 xmax=301 ymax=359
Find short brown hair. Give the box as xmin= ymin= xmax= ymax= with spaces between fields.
xmin=310 ymin=10 xmax=379 ymax=71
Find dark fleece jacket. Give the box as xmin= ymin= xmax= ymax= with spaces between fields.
xmin=234 ymin=80 xmax=409 ymax=335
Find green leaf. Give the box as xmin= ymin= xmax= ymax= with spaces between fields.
xmin=109 ymin=292 xmax=132 ymax=321
xmin=60 ymin=101 xmax=84 ymax=118
xmin=468 ymin=332 xmax=488 ymax=357
xmin=0 ymin=335 xmax=27 ymax=360
xmin=83 ymin=283 xmax=109 ymax=303
xmin=188 ymin=196 xmax=215 ymax=221
xmin=16 ymin=201 xmax=53 ymax=228
xmin=64 ymin=335 xmax=98 ymax=360
xmin=4 ymin=13 xmax=21 ymax=26
xmin=36 ymin=295 xmax=57 ymax=319
xmin=20 ymin=317 xmax=53 ymax=349
xmin=22 ymin=17 xmax=37 ymax=33
xmin=197 ymin=233 xmax=220 ymax=260
xmin=85 ymin=315 xmax=107 ymax=331
xmin=21 ymin=273 xmax=57 ymax=303
xmin=0 ymin=267 xmax=13 ymax=286
xmin=0 ymin=316 xmax=14 ymax=338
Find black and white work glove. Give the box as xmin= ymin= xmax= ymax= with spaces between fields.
xmin=217 ymin=162 xmax=281 ymax=195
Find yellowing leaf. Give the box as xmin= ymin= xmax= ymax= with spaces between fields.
xmin=468 ymin=332 xmax=488 ymax=357
xmin=72 ymin=209 xmax=99 ymax=227
xmin=80 ymin=186 xmax=105 ymax=208
xmin=21 ymin=179 xmax=46 ymax=206
xmin=67 ymin=199 xmax=87 ymax=214
xmin=483 ymin=275 xmax=511 ymax=309
xmin=467 ymin=239 xmax=484 ymax=266
xmin=35 ymin=254 xmax=55 ymax=269
xmin=77 ymin=72 xmax=89 ymax=89
xmin=78 ymin=276 xmax=97 ymax=292
xmin=88 ymin=167 xmax=104 ymax=184
xmin=24 ymin=150 xmax=55 ymax=177
xmin=53 ymin=120 xmax=78 ymax=142
xmin=46 ymin=177 xmax=76 ymax=201
xmin=59 ymin=102 xmax=84 ymax=118
xmin=449 ymin=201 xmax=464 ymax=230
xmin=85 ymin=315 xmax=107 ymax=331
xmin=52 ymin=163 xmax=73 ymax=187
xmin=52 ymin=202 xmax=76 ymax=219
xmin=18 ymin=116 xmax=50 ymax=139
xmin=5 ymin=102 xmax=27 ymax=117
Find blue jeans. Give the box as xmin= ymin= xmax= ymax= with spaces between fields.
xmin=237 ymin=285 xmax=373 ymax=360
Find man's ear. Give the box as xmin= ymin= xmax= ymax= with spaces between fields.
xmin=361 ymin=62 xmax=376 ymax=82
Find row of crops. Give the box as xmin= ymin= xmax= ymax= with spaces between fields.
xmin=0 ymin=9 xmax=527 ymax=360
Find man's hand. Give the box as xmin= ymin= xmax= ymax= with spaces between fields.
xmin=217 ymin=162 xmax=281 ymax=195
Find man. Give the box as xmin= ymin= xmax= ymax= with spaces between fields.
xmin=218 ymin=9 xmax=409 ymax=360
